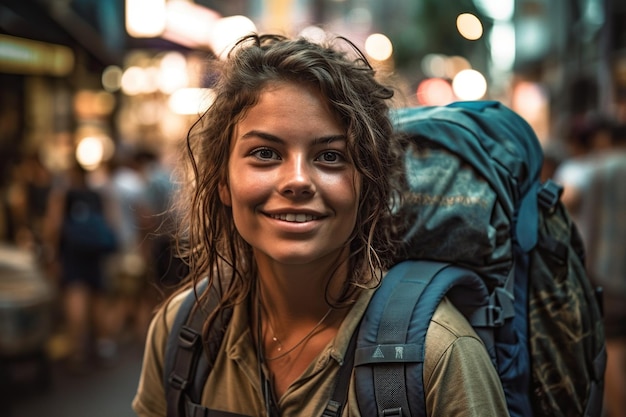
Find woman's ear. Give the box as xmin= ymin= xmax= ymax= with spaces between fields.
xmin=218 ymin=182 xmax=232 ymax=206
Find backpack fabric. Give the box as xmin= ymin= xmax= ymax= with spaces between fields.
xmin=163 ymin=100 xmax=606 ymax=417
xmin=353 ymin=100 xmax=605 ymax=417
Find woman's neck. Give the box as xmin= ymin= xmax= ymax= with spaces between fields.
xmin=251 ymin=248 xmax=364 ymax=399
xmin=254 ymin=249 xmax=349 ymax=320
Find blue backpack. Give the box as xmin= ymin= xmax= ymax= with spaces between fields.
xmin=164 ymin=101 xmax=606 ymax=417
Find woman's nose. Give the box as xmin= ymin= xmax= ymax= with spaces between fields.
xmin=279 ymin=155 xmax=315 ymax=198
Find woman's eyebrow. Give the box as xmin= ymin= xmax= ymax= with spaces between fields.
xmin=240 ymin=130 xmax=283 ymax=143
xmin=313 ymin=134 xmax=348 ymax=145
xmin=240 ymin=131 xmax=347 ymax=144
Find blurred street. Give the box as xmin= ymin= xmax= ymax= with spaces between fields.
xmin=5 ymin=340 xmax=144 ymax=417
xmin=1 ymin=0 xmax=626 ymax=416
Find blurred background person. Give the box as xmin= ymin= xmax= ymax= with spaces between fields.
xmin=552 ymin=114 xmax=615 ymax=237
xmin=42 ymin=159 xmax=120 ymax=373
xmin=579 ymin=123 xmax=626 ymax=417
xmin=97 ymin=147 xmax=152 ymax=349
xmin=99 ymin=145 xmax=185 ymax=345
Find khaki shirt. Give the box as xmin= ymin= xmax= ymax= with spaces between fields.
xmin=133 ymin=288 xmax=510 ymax=417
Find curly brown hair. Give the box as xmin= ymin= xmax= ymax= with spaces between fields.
xmin=171 ymin=33 xmax=403 ymax=314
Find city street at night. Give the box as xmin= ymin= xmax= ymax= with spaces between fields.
xmin=1 ymin=1 xmax=625 ymax=417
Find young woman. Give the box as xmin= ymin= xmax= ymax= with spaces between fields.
xmin=132 ymin=33 xmax=509 ymax=417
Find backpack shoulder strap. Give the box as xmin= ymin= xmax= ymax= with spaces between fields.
xmin=323 ymin=325 xmax=358 ymax=417
xmin=354 ymin=260 xmax=490 ymax=417
xmin=164 ymin=279 xmax=235 ymax=417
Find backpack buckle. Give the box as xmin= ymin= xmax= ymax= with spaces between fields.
xmin=486 ymin=305 xmax=504 ymax=327
xmin=168 ymin=373 xmax=188 ymax=391
xmin=178 ymin=325 xmax=200 ymax=349
xmin=322 ymin=400 xmax=342 ymax=417
xmin=538 ymin=180 xmax=563 ymax=212
xmin=469 ymin=304 xmax=504 ymax=327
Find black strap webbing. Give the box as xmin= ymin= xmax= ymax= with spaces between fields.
xmin=165 ymin=284 xmax=207 ymax=417
xmin=323 ymin=327 xmax=358 ymax=417
xmin=165 ymin=280 xmax=234 ymax=417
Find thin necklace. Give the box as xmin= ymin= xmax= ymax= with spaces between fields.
xmin=262 ymin=303 xmax=333 ymax=362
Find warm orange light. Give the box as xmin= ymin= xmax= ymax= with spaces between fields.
xmin=126 ymin=0 xmax=167 ymax=38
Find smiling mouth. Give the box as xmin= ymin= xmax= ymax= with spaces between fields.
xmin=268 ymin=213 xmax=319 ymax=223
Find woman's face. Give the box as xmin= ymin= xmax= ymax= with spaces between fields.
xmin=220 ymin=81 xmax=361 ymax=267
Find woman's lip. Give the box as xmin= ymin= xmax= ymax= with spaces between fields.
xmin=267 ymin=213 xmax=320 ymax=223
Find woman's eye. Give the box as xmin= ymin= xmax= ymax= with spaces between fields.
xmin=317 ymin=151 xmax=344 ymax=163
xmin=251 ymin=148 xmax=280 ymax=160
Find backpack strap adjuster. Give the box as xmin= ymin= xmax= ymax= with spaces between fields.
xmin=382 ymin=407 xmax=403 ymax=416
xmin=538 ymin=180 xmax=563 ymax=212
xmin=168 ymin=373 xmax=189 ymax=391
xmin=322 ymin=400 xmax=342 ymax=417
xmin=486 ymin=305 xmax=504 ymax=327
xmin=178 ymin=325 xmax=200 ymax=349
xmin=469 ymin=304 xmax=504 ymax=327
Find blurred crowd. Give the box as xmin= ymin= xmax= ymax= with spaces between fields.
xmin=1 ymin=144 xmax=186 ymax=377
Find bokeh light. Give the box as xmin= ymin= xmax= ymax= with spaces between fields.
xmin=422 ymin=54 xmax=447 ymax=78
xmin=452 ymin=69 xmax=487 ymax=100
xmin=209 ymin=15 xmax=257 ymax=60
xmin=76 ymin=136 xmax=104 ymax=170
xmin=364 ymin=33 xmax=393 ymax=62
xmin=456 ymin=13 xmax=483 ymax=40
xmin=157 ymin=51 xmax=188 ymax=94
xmin=125 ymin=0 xmax=166 ymax=38
xmin=299 ymin=26 xmax=327 ymax=43
xmin=168 ymin=88 xmax=215 ymax=115
xmin=416 ymin=78 xmax=455 ymax=106
xmin=102 ymin=65 xmax=123 ymax=92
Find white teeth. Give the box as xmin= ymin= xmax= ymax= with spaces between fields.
xmin=271 ymin=213 xmax=317 ymax=222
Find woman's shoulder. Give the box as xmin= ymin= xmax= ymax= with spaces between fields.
xmin=423 ymin=296 xmax=492 ymax=378
xmin=423 ymin=297 xmax=488 ymax=374
xmin=428 ymin=297 xmax=481 ymax=340
xmin=150 ymin=287 xmax=195 ymax=340
xmin=423 ymin=298 xmax=510 ymax=416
